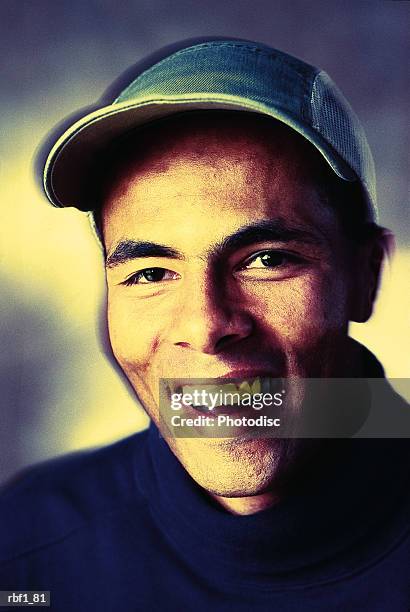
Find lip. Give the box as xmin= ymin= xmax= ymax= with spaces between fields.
xmin=217 ymin=369 xmax=280 ymax=380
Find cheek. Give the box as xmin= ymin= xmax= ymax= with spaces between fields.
xmin=243 ymin=272 xmax=349 ymax=345
xmin=106 ymin=293 xmax=171 ymax=414
xmin=107 ymin=293 xmax=162 ymax=372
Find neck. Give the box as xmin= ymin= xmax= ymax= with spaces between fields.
xmin=209 ymin=489 xmax=282 ymax=515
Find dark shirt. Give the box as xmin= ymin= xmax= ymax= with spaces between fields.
xmin=1 ymin=357 xmax=409 ymax=610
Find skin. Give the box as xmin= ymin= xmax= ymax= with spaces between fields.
xmin=100 ymin=113 xmax=382 ymax=515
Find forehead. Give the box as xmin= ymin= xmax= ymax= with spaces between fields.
xmin=99 ymin=112 xmax=339 ymax=248
xmin=102 ymin=112 xmax=327 ymax=191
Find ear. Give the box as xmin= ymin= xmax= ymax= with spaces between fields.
xmin=349 ymin=229 xmax=393 ymax=323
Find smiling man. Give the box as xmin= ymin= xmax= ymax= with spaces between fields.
xmin=98 ymin=111 xmax=380 ymax=514
xmin=1 ymin=40 xmax=409 ymax=610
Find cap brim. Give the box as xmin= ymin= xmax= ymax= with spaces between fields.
xmin=43 ymin=93 xmax=357 ymax=211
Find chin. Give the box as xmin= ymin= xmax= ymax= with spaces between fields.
xmin=169 ymin=435 xmax=291 ymax=497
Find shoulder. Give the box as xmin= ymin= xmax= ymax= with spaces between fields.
xmin=0 ymin=427 xmax=149 ymax=564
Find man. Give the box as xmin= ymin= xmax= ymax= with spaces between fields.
xmin=1 ymin=39 xmax=409 ymax=610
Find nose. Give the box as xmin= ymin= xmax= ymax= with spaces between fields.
xmin=168 ymin=274 xmax=253 ymax=355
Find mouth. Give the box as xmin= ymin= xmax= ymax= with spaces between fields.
xmin=167 ymin=375 xmax=284 ymax=415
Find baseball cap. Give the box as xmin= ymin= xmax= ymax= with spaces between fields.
xmin=42 ymin=39 xmax=377 ymax=221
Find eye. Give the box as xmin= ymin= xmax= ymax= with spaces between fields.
xmin=122 ymin=267 xmax=180 ymax=286
xmin=239 ymin=250 xmax=302 ymax=270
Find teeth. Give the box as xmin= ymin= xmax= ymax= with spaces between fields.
xmin=251 ymin=378 xmax=261 ymax=394
xmin=179 ymin=378 xmax=283 ymax=393
xmin=181 ymin=385 xmax=221 ymax=407
xmin=220 ymin=383 xmax=241 ymax=395
xmin=239 ymin=381 xmax=251 ymax=394
xmin=180 ymin=378 xmax=264 ymax=406
xmin=174 ymin=377 xmax=284 ymax=412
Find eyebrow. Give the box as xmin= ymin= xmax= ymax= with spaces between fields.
xmin=105 ymin=220 xmax=325 ymax=268
xmin=212 ymin=219 xmax=325 ymax=257
xmin=106 ymin=241 xmax=183 ymax=268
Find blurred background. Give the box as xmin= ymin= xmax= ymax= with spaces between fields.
xmin=0 ymin=0 xmax=409 ymax=484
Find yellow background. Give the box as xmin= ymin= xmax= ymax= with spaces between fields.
xmin=1 ymin=0 xmax=408 ymax=484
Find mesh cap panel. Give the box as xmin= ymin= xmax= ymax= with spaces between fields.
xmin=311 ymin=70 xmax=377 ymax=217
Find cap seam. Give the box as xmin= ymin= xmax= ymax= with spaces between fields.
xmin=301 ymin=67 xmax=321 ymax=125
xmin=310 ymin=70 xmax=325 ymax=131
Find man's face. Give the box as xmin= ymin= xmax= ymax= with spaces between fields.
xmin=101 ymin=114 xmax=361 ymax=497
